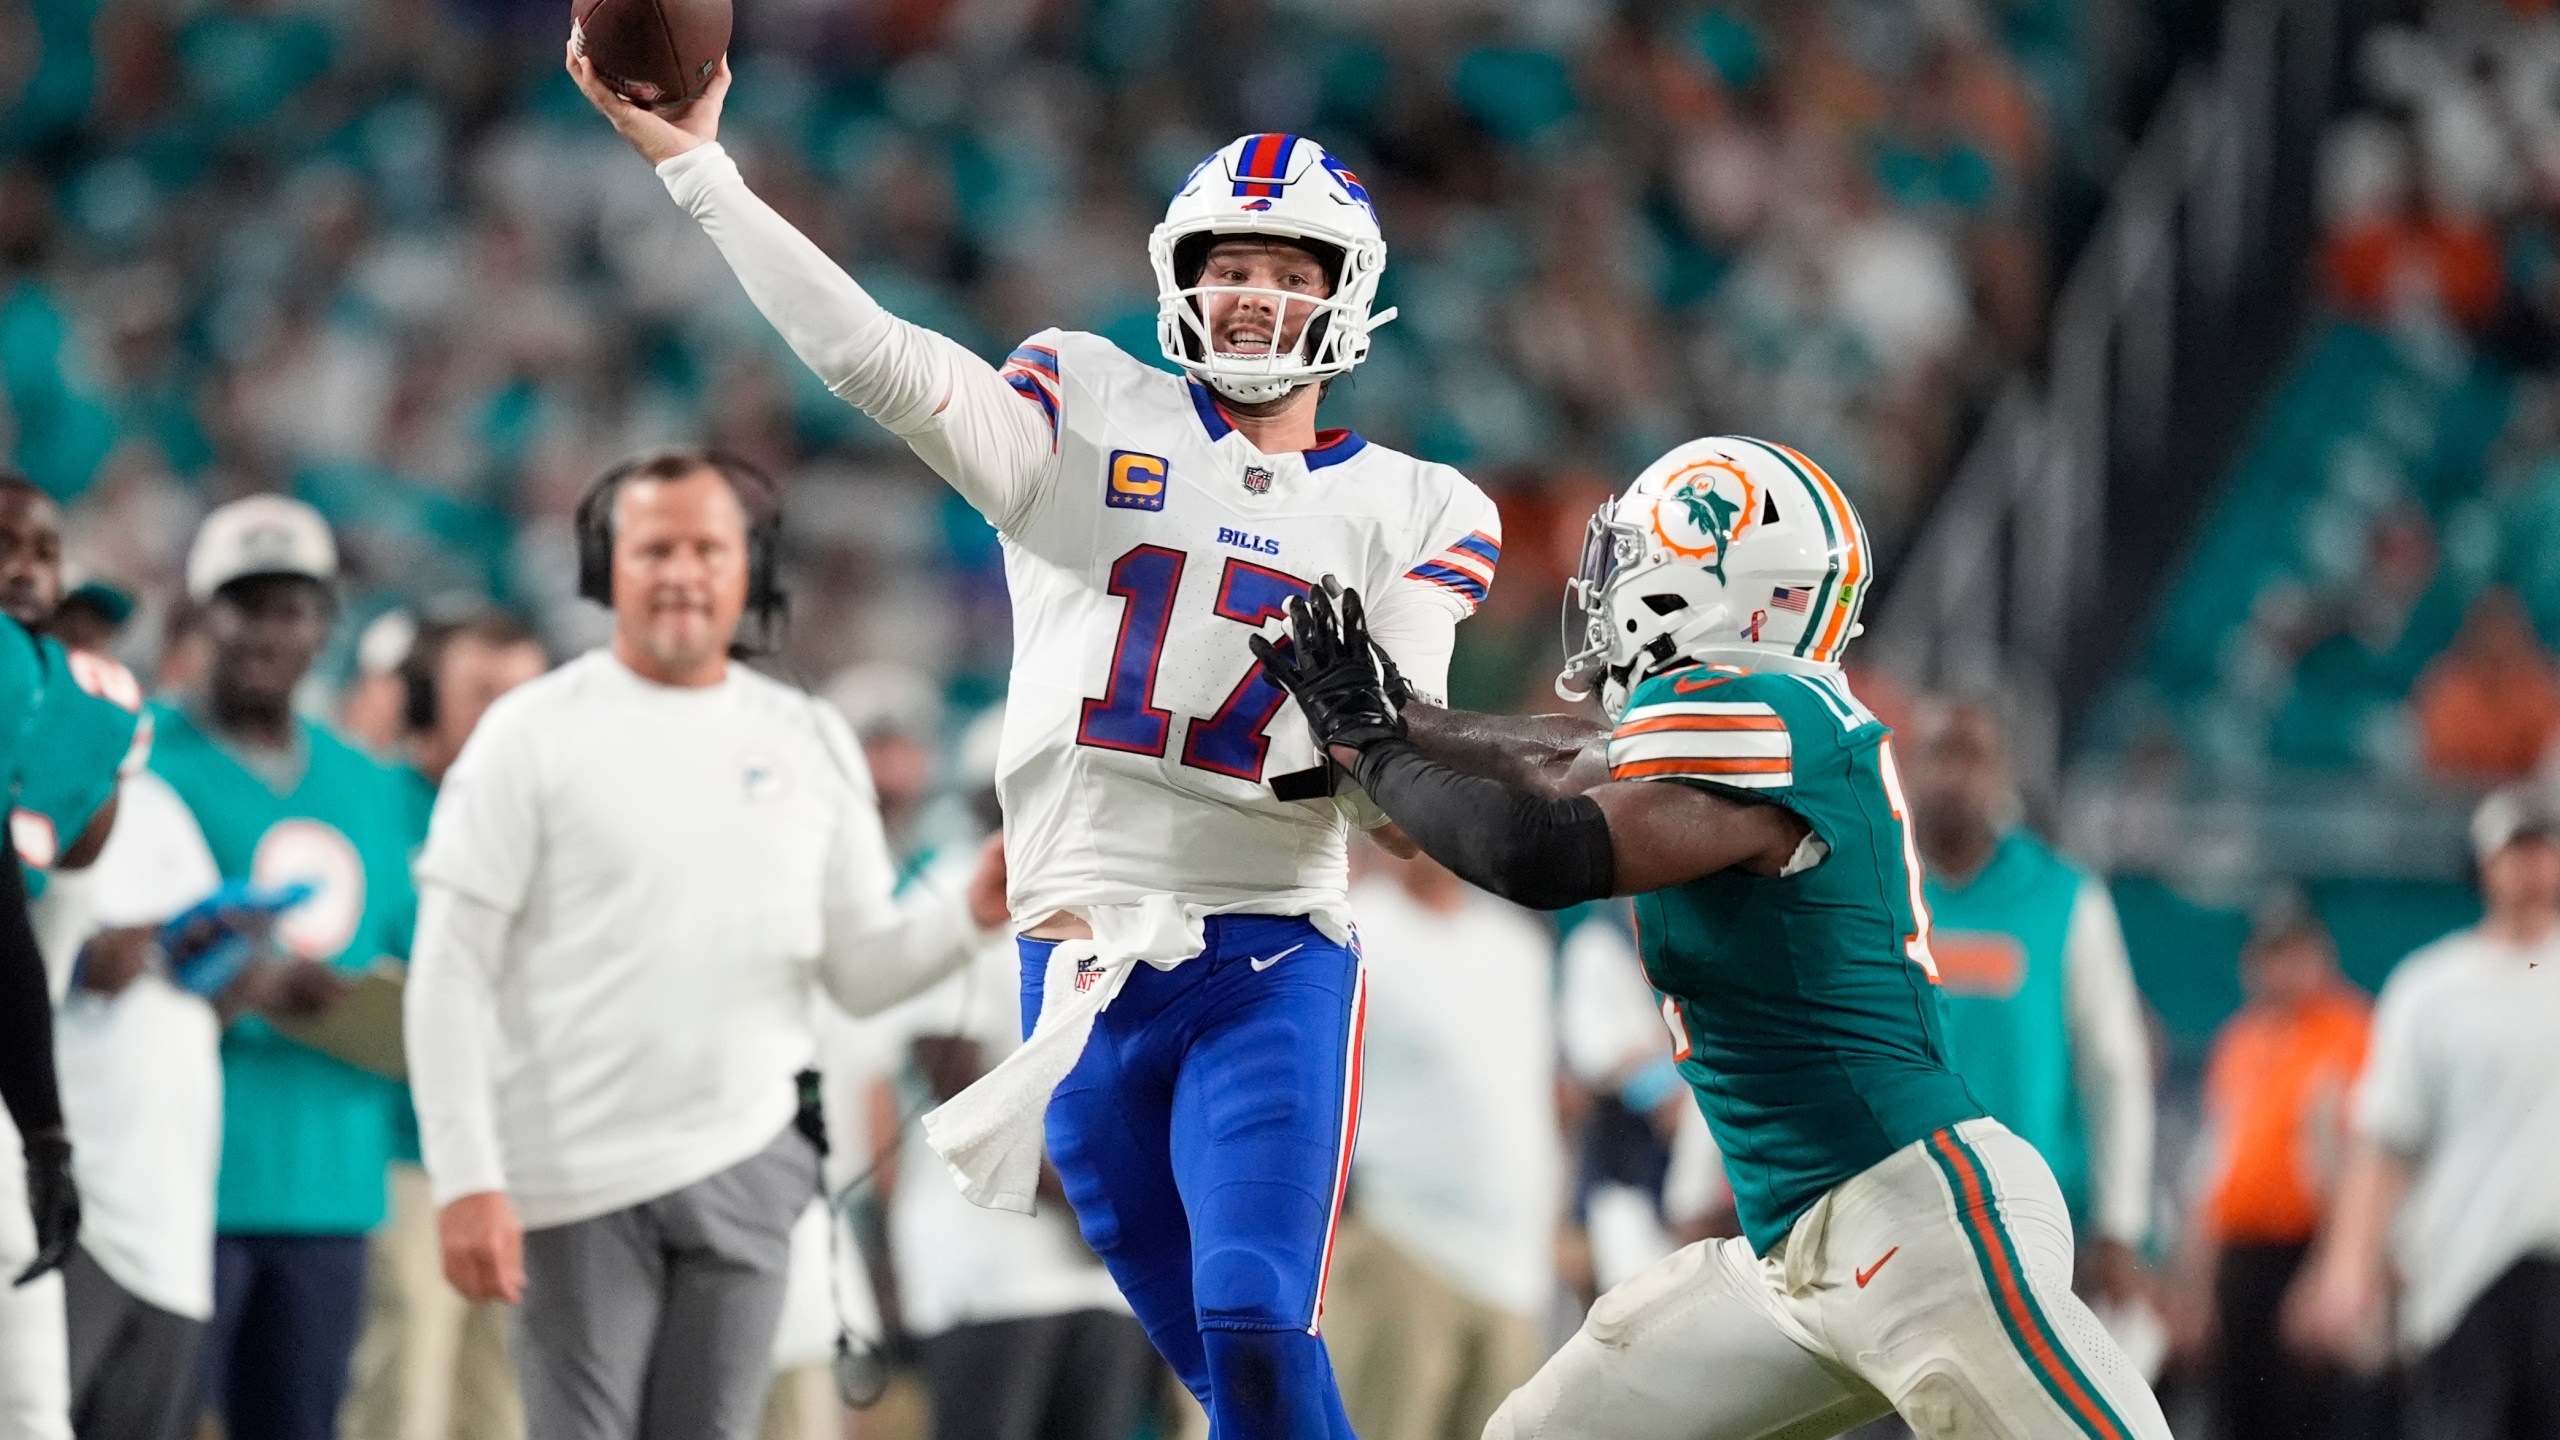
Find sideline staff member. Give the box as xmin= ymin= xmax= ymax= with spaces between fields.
xmin=408 ymin=451 xmax=1006 ymax=1440
xmin=155 ymin=497 xmax=422 ymax=1440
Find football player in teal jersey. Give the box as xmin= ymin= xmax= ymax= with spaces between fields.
xmin=0 ymin=598 xmax=72 ymax=1292
xmin=1258 ymin=438 xmax=2171 ymax=1440
xmin=0 ymin=476 xmax=151 ymax=905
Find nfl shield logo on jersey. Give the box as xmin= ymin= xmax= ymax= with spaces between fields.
xmin=1242 ymin=466 xmax=1274 ymax=495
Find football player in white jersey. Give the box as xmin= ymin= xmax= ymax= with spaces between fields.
xmin=574 ymin=55 xmax=1500 ymax=1435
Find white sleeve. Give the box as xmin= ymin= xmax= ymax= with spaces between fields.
xmin=413 ymin=696 xmax=543 ymax=917
xmin=1363 ymin=576 xmax=1465 ymax=707
xmin=657 ymin=144 xmax=1055 ymax=530
xmin=2062 ymin=878 xmax=2155 ymax=1245
xmin=807 ymin=708 xmax=995 ymax=1017
xmin=2354 ymin=958 xmax=2437 ymax=1157
xmin=1370 ymin=474 xmax=1502 ymax=705
xmin=39 ymin=770 xmax=225 ymax=1002
xmin=406 ymin=884 xmax=515 ymax=1204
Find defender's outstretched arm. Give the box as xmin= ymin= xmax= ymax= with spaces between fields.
xmin=1402 ymin=703 xmax=1610 ymax=799
xmin=1256 ymin=588 xmax=1808 ymax=908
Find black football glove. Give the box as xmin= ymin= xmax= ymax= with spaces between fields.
xmin=15 ymin=1126 xmax=78 ymax=1286
xmin=1252 ymin=579 xmax=1405 ymax=756
xmin=1327 ymin=574 xmax=1418 ymax=712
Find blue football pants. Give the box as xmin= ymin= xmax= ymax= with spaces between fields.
xmin=1023 ymin=914 xmax=1365 ymax=1440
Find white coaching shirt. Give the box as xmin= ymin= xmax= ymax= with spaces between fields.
xmin=2353 ymin=923 xmax=2560 ymax=1352
xmin=1349 ymin=876 xmax=1562 ymax=1318
xmin=408 ymin=651 xmax=987 ymax=1230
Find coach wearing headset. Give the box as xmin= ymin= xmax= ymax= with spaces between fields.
xmin=406 ymin=451 xmax=1008 ymax=1440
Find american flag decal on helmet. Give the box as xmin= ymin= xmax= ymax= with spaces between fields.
xmin=1770 ymin=585 xmax=1813 ymax=613
xmin=1403 ymin=529 xmax=1501 ymax=613
xmin=1231 ymin=133 xmax=1300 ymax=198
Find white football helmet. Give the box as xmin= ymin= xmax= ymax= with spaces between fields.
xmin=1148 ymin=133 xmax=1398 ymax=405
xmin=1558 ymin=436 xmax=1873 ymax=717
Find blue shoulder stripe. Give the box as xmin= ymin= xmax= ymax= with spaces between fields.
xmin=1405 ymin=561 xmax=1489 ymax=605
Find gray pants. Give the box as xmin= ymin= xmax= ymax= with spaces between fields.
xmin=64 ymin=1245 xmax=205 ymax=1440
xmin=515 ymin=1126 xmax=820 ymax=1440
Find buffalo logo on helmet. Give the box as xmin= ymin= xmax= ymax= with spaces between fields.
xmin=1647 ymin=459 xmax=1759 ymax=585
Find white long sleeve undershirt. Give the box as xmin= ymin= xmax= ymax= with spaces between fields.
xmin=659 ymin=143 xmax=1054 ymax=532
xmin=2062 ymin=879 xmax=2156 ymax=1245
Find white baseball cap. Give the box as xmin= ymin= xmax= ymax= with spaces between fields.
xmin=2472 ymin=787 xmax=2560 ymax=859
xmin=187 ymin=496 xmax=337 ymax=601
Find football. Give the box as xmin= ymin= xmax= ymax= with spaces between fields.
xmin=570 ymin=0 xmax=729 ymax=110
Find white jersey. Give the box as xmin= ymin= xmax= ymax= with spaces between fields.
xmin=988 ymin=329 xmax=1500 ymax=922
xmin=655 ymin=140 xmax=1498 ymax=927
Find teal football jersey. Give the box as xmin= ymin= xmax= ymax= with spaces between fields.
xmin=149 ymin=702 xmax=418 ymax=1235
xmin=1927 ymin=829 xmax=2098 ymax=1225
xmin=13 ymin=637 xmax=149 ymax=900
xmin=1605 ymin=663 xmax=1985 ymax=1253
xmin=0 ymin=617 xmax=44 ymax=807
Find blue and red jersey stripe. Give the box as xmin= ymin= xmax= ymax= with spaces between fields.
xmin=1000 ymin=343 xmax=1063 ymax=449
xmin=1403 ymin=528 xmax=1500 ymax=608
xmin=1232 ymin=134 xmax=1300 ymax=198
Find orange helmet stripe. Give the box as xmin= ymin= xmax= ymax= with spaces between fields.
xmin=1778 ymin=443 xmax=1865 ymax=662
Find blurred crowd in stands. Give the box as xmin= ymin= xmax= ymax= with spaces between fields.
xmin=2095 ymin=0 xmax=2560 ymax=803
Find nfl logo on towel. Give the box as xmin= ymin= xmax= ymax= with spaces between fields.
xmin=1242 ymin=466 xmax=1274 ymax=495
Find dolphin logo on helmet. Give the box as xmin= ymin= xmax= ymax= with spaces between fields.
xmin=1147 ymin=133 xmax=1400 ymax=405
xmin=1559 ymin=437 xmax=1871 ymax=717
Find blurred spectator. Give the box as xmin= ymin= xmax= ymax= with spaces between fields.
xmin=2170 ymin=902 xmax=2372 ymax=1440
xmin=2287 ymin=788 xmax=2560 ymax=1439
xmin=50 ymin=774 xmax=233 ymax=1440
xmin=2411 ymin=587 xmax=2560 ymax=783
xmin=1554 ymin=908 xmax=1711 ymax=1293
xmin=851 ymin=705 xmax=1160 ymax=1440
xmin=867 ymin=943 xmax=1158 ymax=1440
xmin=1906 ymin=698 xmax=2156 ymax=1314
xmin=340 ymin=610 xmax=423 ymax=758
xmin=154 ymin=497 xmax=422 ymax=1440
xmin=2323 ymin=191 xmax=2504 ymax=332
xmin=345 ymin=610 xmax=547 ymax=1440
xmin=1324 ymin=846 xmax=1562 ymax=1440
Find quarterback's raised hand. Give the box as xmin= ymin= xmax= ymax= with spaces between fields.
xmin=567 ymin=40 xmax=729 ymax=166
xmin=1252 ymin=578 xmax=1404 ymax=757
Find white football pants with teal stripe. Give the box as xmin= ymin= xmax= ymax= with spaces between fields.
xmin=1489 ymin=1118 xmax=2168 ymax=1440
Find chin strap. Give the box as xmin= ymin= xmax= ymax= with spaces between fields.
xmin=1205 ymin=373 xmax=1299 ymax=405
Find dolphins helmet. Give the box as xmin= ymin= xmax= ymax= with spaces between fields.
xmin=1148 ymin=133 xmax=1398 ymax=405
xmin=1558 ymin=436 xmax=1873 ymax=717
